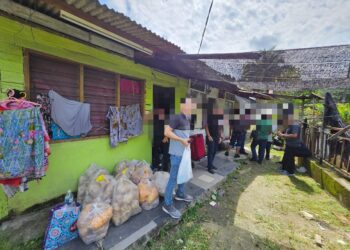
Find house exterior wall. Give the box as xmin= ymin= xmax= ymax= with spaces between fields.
xmin=0 ymin=15 xmax=188 ymax=219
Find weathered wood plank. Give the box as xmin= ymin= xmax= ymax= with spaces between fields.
xmin=79 ymin=64 xmax=84 ymax=102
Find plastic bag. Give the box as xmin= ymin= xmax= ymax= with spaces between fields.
xmin=77 ymin=164 xmax=109 ymax=204
xmin=130 ymin=161 xmax=153 ymax=185
xmin=138 ymin=178 xmax=159 ymax=210
xmin=114 ymin=160 xmax=138 ymax=179
xmin=177 ymin=147 xmax=193 ymax=184
xmin=83 ymin=175 xmax=116 ymax=206
xmin=77 ymin=203 xmax=112 ymax=245
xmin=151 ymin=171 xmax=170 ymax=197
xmin=112 ymin=176 xmax=141 ymax=226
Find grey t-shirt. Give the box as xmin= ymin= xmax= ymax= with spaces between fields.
xmin=168 ymin=114 xmax=191 ymax=156
xmin=285 ymin=124 xmax=301 ymax=147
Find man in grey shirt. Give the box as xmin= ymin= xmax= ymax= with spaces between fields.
xmin=163 ymin=98 xmax=194 ymax=219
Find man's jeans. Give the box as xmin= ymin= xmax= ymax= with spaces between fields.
xmin=164 ymin=154 xmax=185 ymax=206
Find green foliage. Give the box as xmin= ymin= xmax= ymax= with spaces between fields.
xmin=337 ymin=103 xmax=350 ymax=124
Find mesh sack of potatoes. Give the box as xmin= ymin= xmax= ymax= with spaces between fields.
xmin=77 ymin=164 xmax=109 ymax=204
xmin=77 ymin=203 xmax=113 ymax=245
xmin=111 ymin=176 xmax=142 ymax=226
xmin=138 ymin=178 xmax=159 ymax=210
xmin=83 ymin=175 xmax=116 ymax=206
xmin=113 ymin=160 xmax=139 ymax=179
xmin=130 ymin=161 xmax=153 ymax=185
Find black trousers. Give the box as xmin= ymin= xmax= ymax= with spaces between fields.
xmin=152 ymin=142 xmax=170 ymax=172
xmin=266 ymin=141 xmax=272 ymax=160
xmin=207 ymin=137 xmax=219 ymax=170
xmin=282 ymin=144 xmax=311 ymax=174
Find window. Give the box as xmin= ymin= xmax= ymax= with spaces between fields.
xmin=27 ymin=51 xmax=145 ymax=141
xmin=84 ymin=67 xmax=116 ymax=136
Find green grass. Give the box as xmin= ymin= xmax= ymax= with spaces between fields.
xmin=145 ymin=202 xmax=214 ymax=250
xmin=0 ymin=237 xmax=43 ymax=250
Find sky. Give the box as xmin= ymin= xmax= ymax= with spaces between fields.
xmin=100 ymin=0 xmax=350 ymax=54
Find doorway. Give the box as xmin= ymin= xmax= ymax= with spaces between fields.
xmin=152 ymin=85 xmax=175 ymax=171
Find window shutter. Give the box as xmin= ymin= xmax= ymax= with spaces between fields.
xmin=29 ymin=54 xmax=79 ymax=100
xmin=84 ymin=67 xmax=116 ymax=136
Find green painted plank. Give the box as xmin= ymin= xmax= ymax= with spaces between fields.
xmin=0 ymin=59 xmax=23 ymax=72
xmin=0 ymin=70 xmax=24 ymax=83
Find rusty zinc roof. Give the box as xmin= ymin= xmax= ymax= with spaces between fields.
xmin=14 ymin=0 xmax=184 ymax=55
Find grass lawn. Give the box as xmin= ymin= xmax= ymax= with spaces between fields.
xmin=145 ymin=150 xmax=350 ymax=250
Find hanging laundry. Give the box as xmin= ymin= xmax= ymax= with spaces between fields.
xmin=119 ymin=106 xmax=129 ymax=143
xmin=124 ymin=104 xmax=143 ymax=136
xmin=51 ymin=122 xmax=80 ymax=141
xmin=106 ymin=106 xmax=120 ymax=147
xmin=119 ymin=104 xmax=142 ymax=141
xmin=36 ymin=93 xmax=52 ymax=138
xmin=107 ymin=104 xmax=143 ymax=147
xmin=49 ymin=90 xmax=92 ymax=136
xmin=0 ymin=98 xmax=50 ymax=197
xmin=0 ymin=107 xmax=46 ymax=179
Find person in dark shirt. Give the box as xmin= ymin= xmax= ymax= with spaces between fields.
xmin=278 ymin=117 xmax=311 ymax=175
xmin=205 ymin=100 xmax=223 ymax=174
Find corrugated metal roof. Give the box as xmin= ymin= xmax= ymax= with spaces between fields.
xmin=15 ymin=0 xmax=184 ymax=55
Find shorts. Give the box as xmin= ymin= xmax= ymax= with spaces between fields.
xmin=230 ymin=132 xmax=244 ymax=147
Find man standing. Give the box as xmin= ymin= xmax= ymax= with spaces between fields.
xmin=163 ymin=98 xmax=194 ymax=219
xmin=205 ymin=99 xmax=223 ymax=174
xmin=278 ymin=116 xmax=310 ymax=176
xmin=254 ymin=115 xmax=272 ymax=164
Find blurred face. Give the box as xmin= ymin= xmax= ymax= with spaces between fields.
xmin=287 ymin=115 xmax=294 ymax=125
xmin=180 ymin=98 xmax=196 ymax=115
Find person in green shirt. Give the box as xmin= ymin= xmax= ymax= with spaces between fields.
xmin=251 ymin=116 xmax=272 ymax=164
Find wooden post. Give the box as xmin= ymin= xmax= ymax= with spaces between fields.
xmin=340 ymin=140 xmax=345 ymax=170
xmin=23 ymin=49 xmax=30 ymax=99
xmin=319 ymin=98 xmax=326 ymax=165
xmin=116 ymin=74 xmax=120 ymax=107
xmin=79 ymin=65 xmax=84 ymax=102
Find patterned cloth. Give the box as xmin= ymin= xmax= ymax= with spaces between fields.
xmin=36 ymin=93 xmax=52 ymax=138
xmin=51 ymin=122 xmax=80 ymax=141
xmin=44 ymin=203 xmax=81 ymax=250
xmin=106 ymin=106 xmax=121 ymax=147
xmin=119 ymin=104 xmax=142 ymax=140
xmin=0 ymin=107 xmax=46 ymax=179
xmin=107 ymin=104 xmax=143 ymax=147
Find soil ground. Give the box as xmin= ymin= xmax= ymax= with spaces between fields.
xmin=145 ymin=149 xmax=350 ymax=250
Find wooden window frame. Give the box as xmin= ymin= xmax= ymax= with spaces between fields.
xmin=24 ymin=49 xmax=146 ymax=143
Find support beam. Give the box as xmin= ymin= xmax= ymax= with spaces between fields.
xmin=236 ymin=78 xmax=350 ymax=91
xmin=174 ymin=52 xmax=261 ymax=60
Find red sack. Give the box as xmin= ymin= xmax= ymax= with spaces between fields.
xmin=190 ymin=134 xmax=206 ymax=161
